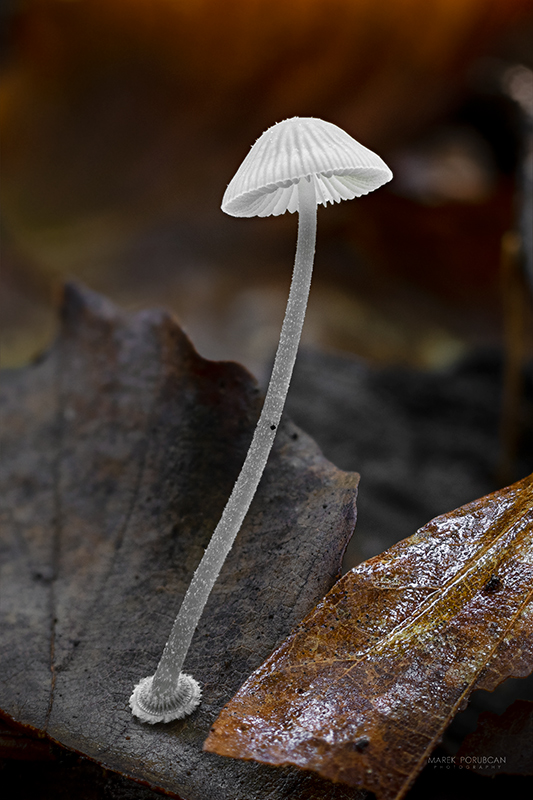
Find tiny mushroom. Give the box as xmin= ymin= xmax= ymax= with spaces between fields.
xmin=130 ymin=117 xmax=392 ymax=723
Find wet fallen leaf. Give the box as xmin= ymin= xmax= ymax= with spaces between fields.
xmin=205 ymin=475 xmax=533 ymax=799
xmin=456 ymin=699 xmax=533 ymax=776
xmin=0 ymin=283 xmax=362 ymax=799
xmin=0 ymin=718 xmax=55 ymax=761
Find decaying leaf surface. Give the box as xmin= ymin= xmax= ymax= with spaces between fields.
xmin=205 ymin=475 xmax=533 ymax=800
xmin=0 ymin=283 xmax=362 ymax=800
xmin=456 ymin=699 xmax=533 ymax=775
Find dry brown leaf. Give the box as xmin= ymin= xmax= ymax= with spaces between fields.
xmin=205 ymin=475 xmax=533 ymax=799
xmin=0 ymin=283 xmax=362 ymax=800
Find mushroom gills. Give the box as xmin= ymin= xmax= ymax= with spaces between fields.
xmin=228 ymin=168 xmax=390 ymax=217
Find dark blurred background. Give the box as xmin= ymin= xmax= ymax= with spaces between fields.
xmin=2 ymin=0 xmax=533 ymax=375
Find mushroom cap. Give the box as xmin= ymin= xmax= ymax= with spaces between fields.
xmin=222 ymin=117 xmax=393 ymax=218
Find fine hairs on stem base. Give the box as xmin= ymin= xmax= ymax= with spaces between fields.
xmin=130 ymin=674 xmax=201 ymax=724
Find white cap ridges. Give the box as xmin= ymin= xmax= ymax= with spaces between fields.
xmin=222 ymin=117 xmax=392 ymax=217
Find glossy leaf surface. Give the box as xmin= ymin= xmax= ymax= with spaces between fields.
xmin=205 ymin=476 xmax=533 ymax=799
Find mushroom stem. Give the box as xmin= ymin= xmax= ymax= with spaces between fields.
xmin=157 ymin=176 xmax=317 ymax=680
xmin=130 ymin=176 xmax=317 ymax=722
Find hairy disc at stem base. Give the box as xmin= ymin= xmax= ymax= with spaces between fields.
xmin=129 ymin=673 xmax=201 ymax=724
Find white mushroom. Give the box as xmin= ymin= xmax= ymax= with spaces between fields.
xmin=222 ymin=116 xmax=392 ymax=217
xmin=130 ymin=117 xmax=392 ymax=724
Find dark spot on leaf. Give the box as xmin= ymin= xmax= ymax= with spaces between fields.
xmin=483 ymin=574 xmax=502 ymax=593
xmin=270 ymin=424 xmax=276 ymax=430
xmin=355 ymin=737 xmax=370 ymax=752
xmin=343 ymin=737 xmax=370 ymax=753
xmin=32 ymin=570 xmax=53 ymax=584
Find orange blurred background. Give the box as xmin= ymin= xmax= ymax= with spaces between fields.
xmin=1 ymin=0 xmax=533 ymax=373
